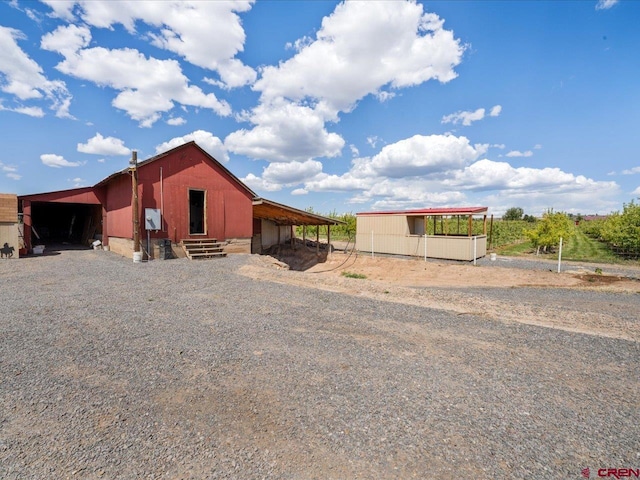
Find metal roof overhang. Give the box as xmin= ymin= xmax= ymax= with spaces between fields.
xmin=18 ymin=186 xmax=102 ymax=205
xmin=253 ymin=198 xmax=345 ymax=226
xmin=357 ymin=207 xmax=488 ymax=216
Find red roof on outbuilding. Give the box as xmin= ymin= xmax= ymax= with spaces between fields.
xmin=357 ymin=207 xmax=488 ymax=216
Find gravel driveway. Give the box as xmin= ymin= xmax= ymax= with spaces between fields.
xmin=1 ymin=249 xmax=638 ymax=479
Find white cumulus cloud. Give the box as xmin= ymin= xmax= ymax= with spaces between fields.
xmin=1 ymin=161 xmax=21 ymax=180
xmin=41 ymin=0 xmax=256 ymax=89
xmin=262 ymin=160 xmax=323 ymax=186
xmin=0 ymin=26 xmax=72 ymax=117
xmin=364 ymin=134 xmax=480 ymax=178
xmin=155 ymin=130 xmax=229 ymax=163
xmin=442 ymin=108 xmax=485 ymax=126
xmin=42 ymin=25 xmax=231 ymax=127
xmin=505 ymin=150 xmax=534 ymax=158
xmin=167 ymin=117 xmax=186 ymax=126
xmin=228 ymin=1 xmax=463 ymax=164
xmin=596 ymin=0 xmax=618 ymax=10
xmin=241 ymin=173 xmax=282 ymax=192
xmin=225 ymin=101 xmax=345 ymax=162
xmin=255 ymin=1 xmax=463 ymax=115
xmin=41 ymin=153 xmax=83 ymax=168
xmin=77 ymin=133 xmax=130 ymax=156
xmin=442 ymin=105 xmax=501 ymax=126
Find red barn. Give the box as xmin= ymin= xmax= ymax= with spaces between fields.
xmin=19 ymin=141 xmax=340 ymax=258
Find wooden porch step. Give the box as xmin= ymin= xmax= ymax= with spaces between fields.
xmin=181 ymin=238 xmax=227 ymax=260
xmin=180 ymin=238 xmax=218 ymax=245
xmin=185 ymin=244 xmax=225 ymax=251
xmin=189 ymin=251 xmax=227 ymax=258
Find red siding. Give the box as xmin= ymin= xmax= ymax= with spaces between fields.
xmin=21 ymin=187 xmax=102 ymax=204
xmin=105 ymin=174 xmax=133 ymax=239
xmin=105 ymin=145 xmax=253 ymax=243
xmin=19 ymin=143 xmax=255 ymax=249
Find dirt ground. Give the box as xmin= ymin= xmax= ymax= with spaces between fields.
xmin=240 ymin=247 xmax=640 ymax=343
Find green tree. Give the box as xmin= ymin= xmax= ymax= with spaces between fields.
xmin=599 ymin=200 xmax=640 ymax=254
xmin=503 ymin=207 xmax=524 ymax=221
xmin=525 ymin=210 xmax=574 ymax=251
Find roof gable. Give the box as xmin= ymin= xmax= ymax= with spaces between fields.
xmin=95 ymin=141 xmax=256 ymax=198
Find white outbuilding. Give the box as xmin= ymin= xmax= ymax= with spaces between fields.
xmin=356 ymin=207 xmax=489 ymax=261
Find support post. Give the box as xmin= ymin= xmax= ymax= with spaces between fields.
xmin=424 ymin=233 xmax=427 ymax=262
xmin=327 ymin=224 xmax=331 ymax=257
xmin=22 ymin=200 xmax=32 ymax=251
xmin=473 ymin=236 xmax=477 ymax=266
xmin=130 ymin=151 xmax=140 ymax=255
xmin=488 ymin=214 xmax=494 ymax=249
xmin=371 ymin=230 xmax=374 ymax=258
xmin=316 ymin=227 xmax=319 ymax=255
xmin=468 ymin=214 xmax=473 ymax=237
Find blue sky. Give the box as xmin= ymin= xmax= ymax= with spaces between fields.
xmin=1 ymin=0 xmax=638 ymax=216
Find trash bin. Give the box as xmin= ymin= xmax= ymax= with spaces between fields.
xmin=157 ymin=239 xmax=173 ymax=260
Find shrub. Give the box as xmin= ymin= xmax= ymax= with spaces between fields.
xmin=525 ymin=210 xmax=575 ymax=252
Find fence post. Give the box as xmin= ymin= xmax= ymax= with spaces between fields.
xmin=557 ymin=237 xmax=563 ymax=273
xmin=473 ymin=236 xmax=477 ymax=266
xmin=424 ymin=233 xmax=427 ymax=262
xmin=371 ymin=230 xmax=374 ymax=259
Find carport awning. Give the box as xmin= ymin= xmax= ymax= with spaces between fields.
xmin=357 ymin=206 xmax=488 ymax=216
xmin=253 ymin=198 xmax=344 ymax=226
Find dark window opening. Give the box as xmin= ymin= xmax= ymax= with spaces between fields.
xmin=189 ymin=189 xmax=205 ymax=235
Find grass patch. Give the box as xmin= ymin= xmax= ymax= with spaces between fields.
xmin=561 ymin=229 xmax=619 ymax=263
xmin=494 ymin=229 xmax=638 ymax=265
xmin=494 ymin=241 xmax=532 ymax=256
xmin=341 ymin=271 xmax=367 ymax=279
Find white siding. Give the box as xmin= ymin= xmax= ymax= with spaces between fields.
xmin=356 ymin=214 xmax=486 ymax=261
xmin=261 ymin=220 xmax=291 ymax=248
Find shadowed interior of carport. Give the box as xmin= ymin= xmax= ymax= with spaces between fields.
xmin=252 ymin=198 xmax=345 ymax=257
xmin=30 ymin=202 xmax=102 ymax=245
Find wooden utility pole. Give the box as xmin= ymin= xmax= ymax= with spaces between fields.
xmin=131 ymin=151 xmax=140 ymax=253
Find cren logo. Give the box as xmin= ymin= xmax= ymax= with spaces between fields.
xmin=598 ymin=469 xmax=640 ymax=479
xmin=582 ymin=467 xmax=591 ymax=478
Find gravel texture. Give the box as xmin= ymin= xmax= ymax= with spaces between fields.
xmin=1 ymin=249 xmax=638 ymax=479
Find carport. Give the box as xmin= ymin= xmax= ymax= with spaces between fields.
xmin=252 ymin=198 xmax=344 ymax=254
xmin=19 ymin=187 xmax=105 ymax=251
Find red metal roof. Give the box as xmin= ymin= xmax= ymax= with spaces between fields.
xmin=94 ymin=141 xmax=256 ymax=197
xmin=357 ymin=207 xmax=488 ymax=216
xmin=18 ymin=186 xmax=102 ymax=204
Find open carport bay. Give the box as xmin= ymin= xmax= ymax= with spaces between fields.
xmin=29 ymin=201 xmax=102 ymax=245
xmin=0 ymin=251 xmax=638 ymax=479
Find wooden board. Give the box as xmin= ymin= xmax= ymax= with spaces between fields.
xmin=0 ymin=194 xmax=18 ymax=223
